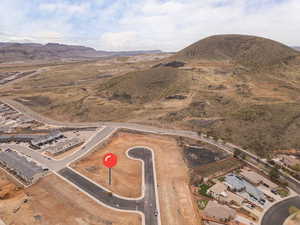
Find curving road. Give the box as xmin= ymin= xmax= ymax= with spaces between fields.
xmin=261 ymin=196 xmax=300 ymax=225
xmin=3 ymin=97 xmax=300 ymax=194
xmin=0 ymin=98 xmax=198 ymax=138
xmin=58 ymin=147 xmax=160 ymax=225
xmin=0 ymin=126 xmax=117 ymax=171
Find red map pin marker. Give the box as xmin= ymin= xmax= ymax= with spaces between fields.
xmin=103 ymin=153 xmax=117 ymax=168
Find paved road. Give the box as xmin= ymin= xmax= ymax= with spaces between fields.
xmin=1 ymin=98 xmax=198 ymax=138
xmin=58 ymin=147 xmax=160 ymax=225
xmin=1 ymin=126 xmax=116 ymax=171
xmin=230 ymin=144 xmax=300 ymax=194
xmin=261 ymin=196 xmax=300 ymax=225
xmin=2 ymin=98 xmax=300 ymax=194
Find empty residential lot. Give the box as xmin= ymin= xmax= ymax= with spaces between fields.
xmin=0 ymin=173 xmax=140 ymax=225
xmin=72 ymin=131 xmax=200 ymax=225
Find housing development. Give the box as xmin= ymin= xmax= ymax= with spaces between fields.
xmin=0 ymin=92 xmax=299 ymax=225
xmin=0 ymin=149 xmax=45 ymax=184
xmin=0 ymin=2 xmax=300 ymax=224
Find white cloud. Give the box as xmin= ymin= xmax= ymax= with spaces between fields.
xmin=99 ymin=31 xmax=138 ymax=50
xmin=0 ymin=33 xmax=35 ymax=43
xmin=0 ymin=0 xmax=300 ymax=51
xmin=97 ymin=0 xmax=300 ymax=51
xmin=39 ymin=2 xmax=91 ymax=14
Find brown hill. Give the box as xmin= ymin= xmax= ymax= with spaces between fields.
xmin=3 ymin=34 xmax=300 ymax=157
xmin=92 ymin=35 xmax=300 ymax=156
xmin=97 ymin=67 xmax=191 ymax=103
xmin=176 ymin=34 xmax=299 ymax=68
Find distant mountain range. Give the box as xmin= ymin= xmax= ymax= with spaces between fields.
xmin=0 ymin=42 xmax=163 ymax=62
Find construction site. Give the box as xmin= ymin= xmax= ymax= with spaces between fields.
xmin=72 ymin=131 xmax=200 ymax=225
xmin=0 ymin=171 xmax=140 ymax=225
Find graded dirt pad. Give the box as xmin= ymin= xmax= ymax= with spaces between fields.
xmin=0 ymin=174 xmax=140 ymax=225
xmin=0 ymin=170 xmax=23 ymax=199
xmin=72 ymin=133 xmax=142 ymax=198
xmin=72 ymin=131 xmax=199 ymax=225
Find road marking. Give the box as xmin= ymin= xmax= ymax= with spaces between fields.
xmin=57 ymin=146 xmax=161 ymax=225
xmin=127 ymin=146 xmax=162 ymax=225
xmin=53 ymin=170 xmax=146 ymax=225
xmin=67 ymin=147 xmax=146 ymax=200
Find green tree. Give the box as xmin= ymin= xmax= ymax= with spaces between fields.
xmin=234 ymin=149 xmax=242 ymax=158
xmin=291 ymin=164 xmax=300 ymax=172
xmin=269 ymin=167 xmax=280 ymax=181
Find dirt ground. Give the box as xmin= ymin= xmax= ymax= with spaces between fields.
xmin=285 ymin=212 xmax=300 ymax=225
xmin=72 ymin=131 xmax=200 ymax=225
xmin=0 ymin=173 xmax=140 ymax=225
xmin=72 ymin=133 xmax=142 ymax=198
xmin=0 ymin=170 xmax=23 ymax=199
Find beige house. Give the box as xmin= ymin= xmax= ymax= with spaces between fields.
xmin=240 ymin=168 xmax=278 ymax=189
xmin=207 ymin=182 xmax=228 ymax=199
xmin=203 ymin=201 xmax=236 ymax=222
xmin=208 ymin=182 xmax=244 ymax=206
xmin=281 ymin=155 xmax=300 ymax=168
xmin=220 ymin=191 xmax=244 ymax=206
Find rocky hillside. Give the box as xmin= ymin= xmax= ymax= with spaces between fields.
xmin=3 ymin=34 xmax=300 ymax=157
xmin=0 ymin=42 xmax=162 ymax=62
xmin=176 ymin=34 xmax=299 ymax=69
xmin=95 ymin=35 xmax=300 ymax=156
xmin=97 ymin=67 xmax=192 ymax=103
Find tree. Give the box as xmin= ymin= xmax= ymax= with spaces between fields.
xmin=269 ymin=167 xmax=280 ymax=181
xmin=234 ymin=149 xmax=242 ymax=158
xmin=291 ymin=164 xmax=300 ymax=172
xmin=234 ymin=148 xmax=246 ymax=159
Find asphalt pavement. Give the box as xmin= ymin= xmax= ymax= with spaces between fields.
xmin=0 ymin=126 xmax=116 ymax=171
xmin=261 ymin=196 xmax=300 ymax=225
xmin=58 ymin=147 xmax=160 ymax=225
xmin=1 ymin=98 xmax=199 ymax=138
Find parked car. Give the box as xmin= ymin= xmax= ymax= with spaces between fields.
xmin=271 ymin=189 xmax=278 ymax=195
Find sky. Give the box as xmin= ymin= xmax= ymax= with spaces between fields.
xmin=0 ymin=0 xmax=299 ymax=51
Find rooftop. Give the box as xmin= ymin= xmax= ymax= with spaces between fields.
xmin=0 ymin=149 xmax=44 ymax=181
xmin=240 ymin=168 xmax=278 ymax=189
xmin=203 ymin=201 xmax=236 ymax=221
xmin=208 ymin=182 xmax=227 ymax=195
xmin=225 ymin=174 xmax=265 ymax=201
xmin=31 ymin=131 xmax=63 ymax=145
